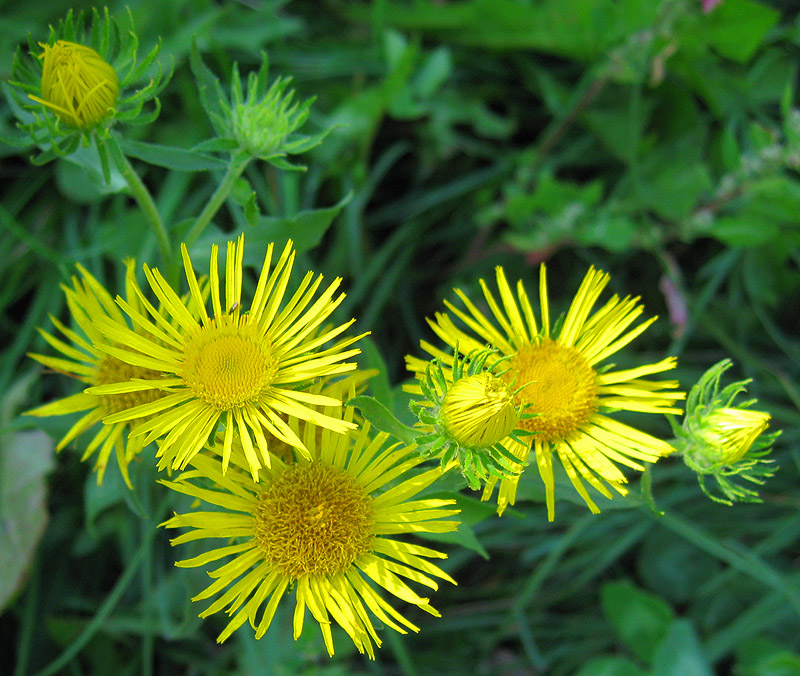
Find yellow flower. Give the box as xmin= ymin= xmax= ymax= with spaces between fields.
xmin=698 ymin=407 xmax=771 ymax=465
xmin=26 ymin=260 xmax=163 ymax=487
xmin=86 ymin=235 xmax=366 ymax=480
xmin=29 ymin=40 xmax=119 ymax=128
xmin=407 ymin=265 xmax=684 ymax=520
xmin=441 ymin=372 xmax=519 ymax=448
xmin=161 ymin=407 xmax=459 ymax=657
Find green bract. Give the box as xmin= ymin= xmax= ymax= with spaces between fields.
xmin=671 ymin=359 xmax=779 ymax=505
xmin=189 ymin=43 xmax=331 ymax=170
xmin=4 ymin=8 xmax=168 ymax=166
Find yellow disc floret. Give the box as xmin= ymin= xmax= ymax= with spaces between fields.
xmin=506 ymin=338 xmax=598 ymax=442
xmin=180 ymin=320 xmax=277 ymax=411
xmin=253 ymin=462 xmax=374 ymax=579
xmin=32 ymin=40 xmax=119 ymax=128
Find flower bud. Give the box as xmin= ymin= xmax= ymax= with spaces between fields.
xmin=442 ymin=373 xmax=519 ymax=448
xmin=675 ymin=359 xmax=777 ymax=504
xmin=32 ymin=40 xmax=119 ymax=128
xmin=689 ymin=407 xmax=771 ymax=468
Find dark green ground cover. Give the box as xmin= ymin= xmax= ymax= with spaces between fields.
xmin=1 ymin=1 xmax=800 ymax=674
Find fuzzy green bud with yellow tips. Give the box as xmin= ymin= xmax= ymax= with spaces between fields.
xmin=410 ymin=346 xmax=534 ymax=491
xmin=672 ymin=359 xmax=778 ymax=505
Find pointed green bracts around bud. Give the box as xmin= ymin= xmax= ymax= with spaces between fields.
xmin=190 ymin=44 xmax=332 ymax=170
xmin=673 ymin=359 xmax=779 ymax=505
xmin=409 ymin=346 xmax=534 ymax=492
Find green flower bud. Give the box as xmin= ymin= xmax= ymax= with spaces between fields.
xmin=674 ymin=360 xmax=778 ymax=505
xmin=408 ymin=346 xmax=532 ymax=492
xmin=190 ymin=47 xmax=332 ymax=170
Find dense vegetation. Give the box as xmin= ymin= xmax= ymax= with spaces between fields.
xmin=2 ymin=1 xmax=799 ymax=675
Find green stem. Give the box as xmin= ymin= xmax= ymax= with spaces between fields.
xmin=185 ymin=150 xmax=251 ymax=248
xmin=12 ymin=554 xmax=40 ymax=676
xmin=641 ymin=465 xmax=664 ymax=517
xmin=106 ymin=131 xmax=172 ymax=264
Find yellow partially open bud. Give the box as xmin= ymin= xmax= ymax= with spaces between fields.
xmin=696 ymin=407 xmax=771 ymax=466
xmin=441 ymin=373 xmax=519 ymax=448
xmin=30 ymin=40 xmax=119 ymax=128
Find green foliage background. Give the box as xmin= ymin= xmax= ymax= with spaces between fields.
xmin=1 ymin=0 xmax=800 ymax=674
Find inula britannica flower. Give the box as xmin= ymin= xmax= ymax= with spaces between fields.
xmin=162 ymin=403 xmax=459 ymax=657
xmin=411 ymin=347 xmax=528 ymax=491
xmin=408 ymin=265 xmax=684 ymax=520
xmin=26 ymin=260 xmax=163 ymax=487
xmin=674 ymin=359 xmax=777 ymax=504
xmin=86 ymin=235 xmax=366 ymax=480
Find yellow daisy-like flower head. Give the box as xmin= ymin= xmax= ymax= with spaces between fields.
xmin=87 ymin=235 xmax=366 ymax=480
xmin=161 ymin=408 xmax=459 ymax=657
xmin=26 ymin=260 xmax=163 ymax=487
xmin=407 ymin=265 xmax=684 ymax=520
xmin=29 ymin=40 xmax=119 ymax=129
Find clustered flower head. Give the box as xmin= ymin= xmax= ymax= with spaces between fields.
xmin=410 ymin=346 xmax=532 ymax=490
xmin=407 ymin=264 xmax=684 ymax=520
xmin=26 ymin=259 xmax=161 ymax=487
xmin=672 ymin=359 xmax=778 ymax=504
xmin=162 ymin=402 xmax=459 ymax=657
xmin=7 ymin=7 xmax=167 ymax=162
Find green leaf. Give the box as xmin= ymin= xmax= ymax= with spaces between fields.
xmin=346 ymin=395 xmax=417 ymax=445
xmin=0 ymin=429 xmax=53 ymax=611
xmin=250 ymin=192 xmax=352 ymax=256
xmin=706 ymin=217 xmax=779 ymax=247
xmin=189 ymin=39 xmax=230 ymax=136
xmin=415 ymin=490 xmax=490 ymax=558
xmin=357 ymin=337 xmax=394 ymax=410
xmin=601 ymin=580 xmax=674 ymax=664
xmin=637 ymin=530 xmax=721 ymax=605
xmin=83 ymin=463 xmax=129 ymax=535
xmin=635 ymin=162 xmax=712 ymax=220
xmin=700 ymin=0 xmax=779 ymax=64
xmin=120 ymin=138 xmax=227 ymax=171
xmin=652 ymin=620 xmax=714 ymax=676
xmin=735 ymin=637 xmax=800 ymax=676
xmin=343 ymin=0 xmax=659 ymax=62
xmin=0 ymin=374 xmax=55 ymax=612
